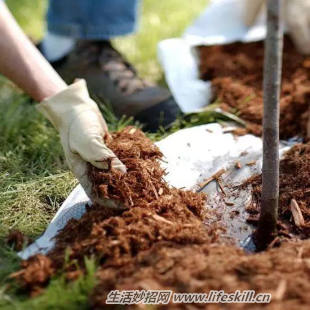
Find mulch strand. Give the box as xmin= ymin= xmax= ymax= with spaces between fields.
xmin=198 ymin=36 xmax=310 ymax=139
xmin=9 ymin=127 xmax=310 ymax=309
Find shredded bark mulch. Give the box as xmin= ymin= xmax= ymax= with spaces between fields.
xmin=244 ymin=143 xmax=310 ymax=243
xmin=10 ymin=128 xmax=213 ymax=294
xmin=92 ymin=241 xmax=310 ymax=310
xmin=198 ymin=37 xmax=310 ymax=139
xmin=10 ymin=128 xmax=310 ymax=309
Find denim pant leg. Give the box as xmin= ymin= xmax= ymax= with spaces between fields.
xmin=47 ymin=0 xmax=140 ymax=39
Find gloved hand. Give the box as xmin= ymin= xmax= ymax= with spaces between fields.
xmin=243 ymin=0 xmax=310 ymax=55
xmin=37 ymin=79 xmax=126 ymax=208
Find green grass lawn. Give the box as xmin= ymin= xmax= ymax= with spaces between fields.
xmin=0 ymin=1 xmax=207 ymax=308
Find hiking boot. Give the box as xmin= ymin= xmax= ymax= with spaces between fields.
xmin=42 ymin=40 xmax=181 ymax=131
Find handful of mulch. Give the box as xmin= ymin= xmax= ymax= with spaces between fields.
xmin=88 ymin=127 xmax=169 ymax=209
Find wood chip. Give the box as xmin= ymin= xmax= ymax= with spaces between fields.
xmin=297 ymin=247 xmax=304 ymax=259
xmin=224 ymin=201 xmax=234 ymax=206
xmin=152 ymin=214 xmax=174 ymax=225
xmin=197 ymin=168 xmax=226 ymax=191
xmin=213 ymin=168 xmax=226 ymax=179
xmin=149 ymin=181 xmax=159 ymax=200
xmin=223 ymin=129 xmax=235 ymax=134
xmin=183 ymin=224 xmax=195 ymax=228
xmin=246 ymin=160 xmax=256 ymax=166
xmin=128 ymin=128 xmax=137 ymax=134
xmin=110 ymin=240 xmax=121 ymax=245
xmin=235 ymin=161 xmax=242 ymax=169
xmin=217 ymin=179 xmax=226 ymax=196
xmin=290 ymin=199 xmax=305 ymax=227
xmin=273 ymin=279 xmax=287 ymax=301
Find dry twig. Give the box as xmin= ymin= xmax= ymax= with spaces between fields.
xmin=197 ymin=168 xmax=226 ymax=192
xmin=290 ymin=199 xmax=305 ymax=227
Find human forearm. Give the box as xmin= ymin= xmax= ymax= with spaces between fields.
xmin=0 ymin=2 xmax=67 ymax=101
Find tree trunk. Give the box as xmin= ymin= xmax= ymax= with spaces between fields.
xmin=255 ymin=0 xmax=283 ymax=251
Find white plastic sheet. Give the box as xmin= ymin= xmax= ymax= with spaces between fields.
xmin=158 ymin=0 xmax=268 ymax=113
xmin=20 ymin=124 xmax=290 ymax=259
xmin=184 ymin=0 xmax=266 ymax=46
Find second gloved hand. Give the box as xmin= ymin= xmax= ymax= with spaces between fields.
xmin=243 ymin=0 xmax=310 ymax=55
xmin=37 ymin=79 xmax=126 ymax=208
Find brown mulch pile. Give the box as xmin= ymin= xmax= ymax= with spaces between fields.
xmin=198 ymin=37 xmax=310 ymax=139
xmin=91 ymin=241 xmax=310 ymax=310
xmin=244 ymin=143 xmax=310 ymax=243
xmin=10 ymin=128 xmax=310 ymax=309
xmin=11 ymin=127 xmax=215 ymax=294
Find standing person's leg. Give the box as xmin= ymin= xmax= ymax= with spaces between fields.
xmin=47 ymin=0 xmax=139 ymax=40
xmin=41 ymin=0 xmax=180 ymax=131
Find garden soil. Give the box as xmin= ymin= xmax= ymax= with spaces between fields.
xmin=10 ymin=127 xmax=310 ymax=309
xmin=199 ymin=37 xmax=310 ymax=139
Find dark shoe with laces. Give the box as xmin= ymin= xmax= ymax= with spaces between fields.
xmin=45 ymin=40 xmax=181 ymax=131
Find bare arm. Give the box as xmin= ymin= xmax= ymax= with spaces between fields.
xmin=0 ymin=2 xmax=67 ymax=101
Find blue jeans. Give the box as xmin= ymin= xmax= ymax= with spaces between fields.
xmin=47 ymin=0 xmax=140 ymax=39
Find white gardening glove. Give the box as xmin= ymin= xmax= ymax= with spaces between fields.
xmin=37 ymin=79 xmax=126 ymax=208
xmin=243 ymin=0 xmax=310 ymax=55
